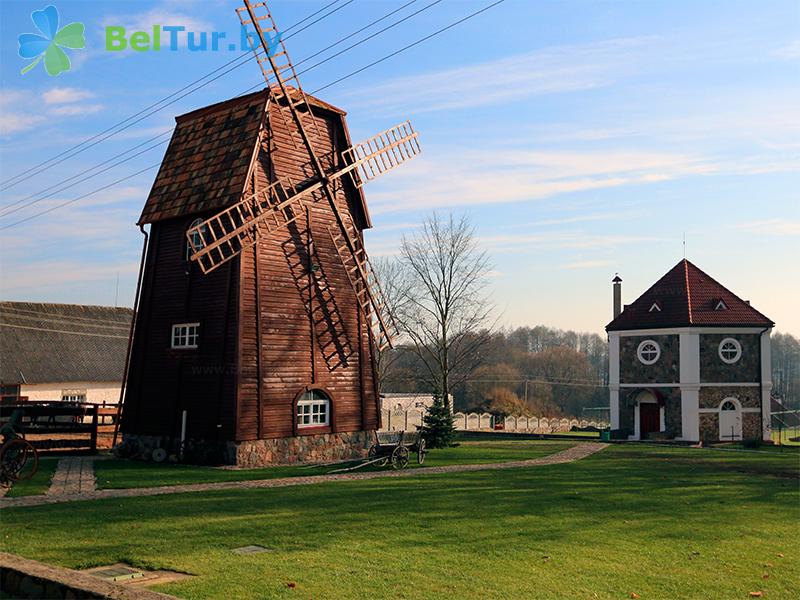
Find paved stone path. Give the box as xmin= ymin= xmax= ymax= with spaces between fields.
xmin=0 ymin=442 xmax=607 ymax=509
xmin=46 ymin=457 xmax=96 ymax=496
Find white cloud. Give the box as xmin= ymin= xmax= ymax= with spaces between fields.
xmin=561 ymin=260 xmax=612 ymax=270
xmin=346 ymin=37 xmax=652 ymax=114
xmin=366 ymin=146 xmax=715 ymax=215
xmin=735 ymin=219 xmax=800 ymax=237
xmin=0 ymin=90 xmax=45 ymax=136
xmin=49 ymin=104 xmax=105 ymax=116
xmin=773 ymin=40 xmax=800 ymax=59
xmin=42 ymin=88 xmax=94 ymax=105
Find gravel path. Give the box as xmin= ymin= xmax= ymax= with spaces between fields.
xmin=0 ymin=442 xmax=607 ymax=510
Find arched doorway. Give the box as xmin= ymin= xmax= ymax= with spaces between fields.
xmin=634 ymin=390 xmax=663 ymax=439
xmin=719 ymin=398 xmax=742 ymax=441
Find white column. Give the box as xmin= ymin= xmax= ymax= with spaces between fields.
xmin=679 ymin=333 xmax=700 ymax=441
xmin=609 ymin=334 xmax=620 ymax=429
xmin=761 ymin=329 xmax=773 ymax=442
xmin=680 ymin=385 xmax=700 ymax=441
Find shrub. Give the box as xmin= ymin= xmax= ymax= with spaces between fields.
xmin=421 ymin=396 xmax=458 ymax=449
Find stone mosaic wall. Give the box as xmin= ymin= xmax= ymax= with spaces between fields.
xmin=234 ymin=430 xmax=371 ymax=467
xmin=742 ymin=413 xmax=761 ymax=439
xmin=699 ymin=413 xmax=719 ymax=442
xmin=700 ymin=333 xmax=760 ymax=383
xmin=620 ymin=334 xmax=679 ymax=384
xmin=699 ymin=386 xmax=760 ymax=409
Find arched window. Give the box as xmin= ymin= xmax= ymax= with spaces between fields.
xmin=296 ymin=389 xmax=330 ymax=428
xmin=186 ymin=218 xmax=207 ymax=260
xmin=720 ymin=399 xmax=737 ymax=411
xmin=637 ymin=340 xmax=661 ymax=365
xmin=718 ymin=338 xmax=742 ymax=364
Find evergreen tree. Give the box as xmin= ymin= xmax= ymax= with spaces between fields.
xmin=421 ymin=396 xmax=457 ymax=448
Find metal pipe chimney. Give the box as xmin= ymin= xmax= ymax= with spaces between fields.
xmin=612 ymin=274 xmax=622 ymax=318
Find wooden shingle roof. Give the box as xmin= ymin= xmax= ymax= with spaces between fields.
xmin=138 ymin=88 xmax=366 ymax=226
xmin=0 ymin=302 xmax=133 ymax=385
xmin=606 ymin=259 xmax=774 ymax=331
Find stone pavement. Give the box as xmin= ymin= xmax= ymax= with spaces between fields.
xmin=46 ymin=456 xmax=96 ymax=496
xmin=0 ymin=442 xmax=608 ymax=509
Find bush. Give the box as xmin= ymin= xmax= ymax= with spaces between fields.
xmin=421 ymin=396 xmax=458 ymax=449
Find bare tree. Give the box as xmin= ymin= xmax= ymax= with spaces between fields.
xmin=396 ymin=213 xmax=494 ymax=408
xmin=372 ymin=256 xmax=412 ymax=391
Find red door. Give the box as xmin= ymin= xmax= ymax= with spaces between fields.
xmin=640 ymin=403 xmax=660 ymax=438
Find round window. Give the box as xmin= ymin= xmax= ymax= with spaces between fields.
xmin=718 ymin=338 xmax=742 ymax=364
xmin=637 ymin=340 xmax=661 ymax=365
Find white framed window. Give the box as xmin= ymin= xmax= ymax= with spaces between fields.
xmin=171 ymin=323 xmax=200 ymax=349
xmin=637 ymin=339 xmax=661 ymax=365
xmin=186 ymin=218 xmax=207 ymax=260
xmin=296 ymin=390 xmax=330 ymax=428
xmin=720 ymin=398 xmax=738 ymax=411
xmin=61 ymin=390 xmax=86 ymax=403
xmin=718 ymin=338 xmax=742 ymax=364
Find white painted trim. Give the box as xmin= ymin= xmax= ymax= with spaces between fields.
xmin=171 ymin=322 xmax=199 ymax=349
xmin=633 ymin=391 xmax=664 ymax=440
xmin=637 ymin=339 xmax=661 ymax=365
xmin=760 ymin=330 xmax=772 ymax=442
xmin=719 ymin=397 xmax=743 ymax=441
xmin=681 ymin=388 xmax=700 ymax=441
xmin=699 ymin=407 xmax=761 ymax=413
xmin=613 ymin=327 xmax=769 ymax=336
xmin=609 ymin=336 xmax=620 ymax=385
xmin=718 ymin=338 xmax=742 ymax=364
xmin=680 ymin=332 xmax=700 ymax=385
xmin=610 ymin=390 xmax=620 ymax=430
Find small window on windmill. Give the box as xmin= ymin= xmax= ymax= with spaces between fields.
xmin=186 ymin=218 xmax=207 ymax=260
xmin=297 ymin=390 xmax=330 ymax=428
xmin=649 ymin=301 xmax=661 ymax=313
xmin=715 ymin=299 xmax=728 ymax=311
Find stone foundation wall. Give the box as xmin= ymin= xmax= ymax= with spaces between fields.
xmin=699 ymin=413 xmax=719 ymax=442
xmin=119 ymin=430 xmax=373 ymax=467
xmin=699 ymin=386 xmax=760 ymax=409
xmin=742 ymin=413 xmax=761 ymax=439
xmin=234 ymin=430 xmax=372 ymax=467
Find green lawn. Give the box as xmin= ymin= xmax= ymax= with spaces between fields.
xmin=4 ymin=457 xmax=59 ymax=498
xmin=2 ymin=444 xmax=798 ymax=599
xmin=94 ymin=440 xmax=574 ymax=489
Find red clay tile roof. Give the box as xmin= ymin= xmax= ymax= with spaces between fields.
xmin=138 ymin=88 xmax=365 ymax=226
xmin=606 ymin=259 xmax=773 ymax=331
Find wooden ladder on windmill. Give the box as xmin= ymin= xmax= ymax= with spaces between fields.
xmin=187 ymin=0 xmax=421 ymax=350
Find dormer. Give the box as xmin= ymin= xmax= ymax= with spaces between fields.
xmin=714 ymin=299 xmax=728 ymax=311
xmin=649 ymin=301 xmax=662 ymax=313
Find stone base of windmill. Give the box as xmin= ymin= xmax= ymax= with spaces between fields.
xmin=118 ymin=431 xmax=372 ymax=467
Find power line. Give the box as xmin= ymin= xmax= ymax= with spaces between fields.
xmin=0 ymin=163 xmax=161 ymax=231
xmin=0 ymin=0 xmax=353 ymax=192
xmin=0 ymin=0 xmax=506 ymax=230
xmin=1 ymin=0 xmax=435 ymax=219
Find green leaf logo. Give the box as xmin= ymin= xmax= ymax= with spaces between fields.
xmin=18 ymin=5 xmax=85 ymax=76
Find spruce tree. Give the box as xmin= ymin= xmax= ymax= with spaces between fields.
xmin=421 ymin=396 xmax=457 ymax=448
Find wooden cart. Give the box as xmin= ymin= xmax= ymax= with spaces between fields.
xmin=368 ymin=430 xmax=427 ymax=469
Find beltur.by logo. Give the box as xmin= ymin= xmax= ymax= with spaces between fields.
xmin=105 ymin=24 xmax=281 ymax=55
xmin=18 ymin=5 xmax=85 ymax=76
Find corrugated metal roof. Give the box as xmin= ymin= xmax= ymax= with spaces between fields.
xmin=0 ymin=302 xmax=132 ymax=384
xmin=606 ymin=259 xmax=774 ymax=331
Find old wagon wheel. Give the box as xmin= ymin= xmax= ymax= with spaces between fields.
xmin=416 ymin=438 xmax=427 ymax=465
xmin=14 ymin=440 xmax=39 ymax=481
xmin=368 ymin=444 xmax=388 ymax=467
xmin=0 ymin=438 xmax=37 ymax=482
xmin=391 ymin=445 xmax=409 ymax=470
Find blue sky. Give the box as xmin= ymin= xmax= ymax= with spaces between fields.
xmin=1 ymin=0 xmax=798 ymax=335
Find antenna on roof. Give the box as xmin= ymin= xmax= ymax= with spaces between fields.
xmin=683 ymin=232 xmax=686 ymax=259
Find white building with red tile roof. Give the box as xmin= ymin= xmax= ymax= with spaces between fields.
xmin=606 ymin=260 xmax=774 ymax=443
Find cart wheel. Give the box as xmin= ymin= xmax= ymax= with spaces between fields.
xmin=391 ymin=445 xmax=409 ymax=470
xmin=368 ymin=445 xmax=388 ymax=467
xmin=15 ymin=441 xmax=39 ymax=481
xmin=417 ymin=438 xmax=427 ymax=465
xmin=0 ymin=438 xmax=31 ymax=482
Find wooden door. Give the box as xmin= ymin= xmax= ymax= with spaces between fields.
xmin=640 ymin=402 xmax=660 ymax=438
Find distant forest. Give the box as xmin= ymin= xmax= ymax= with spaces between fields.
xmin=382 ymin=326 xmax=800 ymax=418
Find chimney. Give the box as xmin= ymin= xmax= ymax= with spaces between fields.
xmin=612 ymin=274 xmax=622 ymax=318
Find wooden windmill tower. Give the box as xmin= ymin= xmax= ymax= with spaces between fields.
xmin=119 ymin=0 xmax=420 ymax=466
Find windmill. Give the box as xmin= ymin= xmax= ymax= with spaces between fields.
xmin=186 ymin=0 xmax=420 ymax=351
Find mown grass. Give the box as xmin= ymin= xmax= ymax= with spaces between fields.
xmin=4 ymin=457 xmax=59 ymax=498
xmin=1 ymin=444 xmax=797 ymax=599
xmin=94 ymin=440 xmax=573 ymax=490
